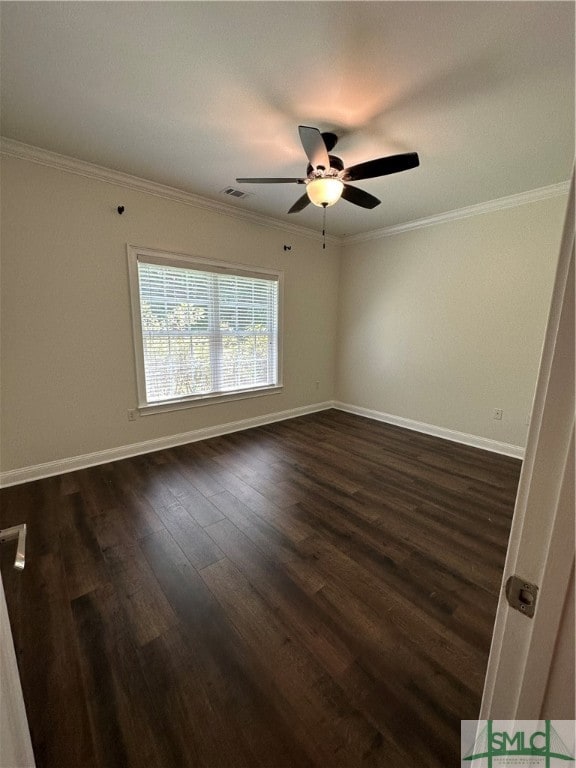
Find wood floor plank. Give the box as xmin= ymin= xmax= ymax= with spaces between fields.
xmin=102 ymin=462 xmax=167 ymax=540
xmin=75 ymin=466 xmax=118 ymax=518
xmin=138 ymin=456 xmax=227 ymax=528
xmin=139 ymin=529 xmax=319 ymax=768
xmin=208 ymin=489 xmax=327 ymax=594
xmin=71 ymin=583 xmax=174 ymax=768
xmin=160 ymin=500 xmax=226 ymax=569
xmin=165 ymin=476 xmax=226 ymax=527
xmin=204 ymin=517 xmax=355 ymax=677
xmin=1 ymin=547 xmax=96 ymax=768
xmin=303 ymin=532 xmax=487 ymax=692
xmin=101 ymin=540 xmax=178 ymax=647
xmin=293 ymin=498 xmax=499 ymax=653
xmin=169 ymin=446 xmax=229 ymax=497
xmin=59 ymin=492 xmax=109 ymax=599
xmin=136 ymin=624 xmax=253 ymax=768
xmin=0 ymin=410 xmax=521 ymax=768
xmin=200 ymin=556 xmax=392 ymax=767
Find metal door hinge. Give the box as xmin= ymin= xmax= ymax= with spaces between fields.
xmin=506 ymin=574 xmax=538 ymax=618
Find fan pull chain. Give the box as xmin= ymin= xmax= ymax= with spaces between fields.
xmin=322 ymin=204 xmax=327 ymax=249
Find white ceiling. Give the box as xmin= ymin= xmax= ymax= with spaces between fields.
xmin=1 ymin=1 xmax=574 ymax=237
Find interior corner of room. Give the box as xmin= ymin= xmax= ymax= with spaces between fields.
xmin=0 ymin=2 xmax=574 ymax=766
xmin=0 ymin=151 xmax=569 ymax=483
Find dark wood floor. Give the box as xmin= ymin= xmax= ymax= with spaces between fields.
xmin=0 ymin=409 xmax=521 ymax=768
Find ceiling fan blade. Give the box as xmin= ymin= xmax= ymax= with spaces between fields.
xmin=288 ymin=193 xmax=311 ymax=214
xmin=344 ymin=152 xmax=420 ymax=182
xmin=321 ymin=132 xmax=338 ymax=152
xmin=298 ymin=126 xmax=330 ymax=170
xmin=341 ymin=184 xmax=381 ymax=209
xmin=236 ymin=177 xmax=304 ymax=184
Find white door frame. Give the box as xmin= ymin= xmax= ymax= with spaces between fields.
xmin=0 ymin=571 xmax=35 ymax=767
xmin=480 ymin=173 xmax=575 ymax=718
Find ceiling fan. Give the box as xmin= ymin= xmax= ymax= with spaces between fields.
xmin=236 ymin=125 xmax=419 ymax=214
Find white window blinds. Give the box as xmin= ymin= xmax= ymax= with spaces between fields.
xmin=135 ymin=255 xmax=280 ymax=405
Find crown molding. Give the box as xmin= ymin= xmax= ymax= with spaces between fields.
xmin=343 ymin=180 xmax=571 ymax=244
xmin=0 ymin=137 xmax=339 ymax=245
xmin=2 ymin=136 xmax=569 ymax=246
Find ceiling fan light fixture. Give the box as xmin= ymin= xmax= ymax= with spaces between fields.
xmin=236 ymin=125 xmax=418 ymax=214
xmin=306 ymin=177 xmax=344 ymax=207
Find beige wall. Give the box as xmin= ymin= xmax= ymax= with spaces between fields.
xmin=0 ymin=152 xmax=568 ymax=475
xmin=336 ymin=196 xmax=568 ymax=448
xmin=0 ymin=156 xmax=340 ymax=472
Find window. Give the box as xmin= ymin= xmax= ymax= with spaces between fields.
xmin=128 ymin=246 xmax=282 ymax=411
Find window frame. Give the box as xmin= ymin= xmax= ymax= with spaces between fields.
xmin=127 ymin=244 xmax=284 ymax=414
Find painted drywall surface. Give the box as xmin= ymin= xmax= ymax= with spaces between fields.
xmin=0 ymin=156 xmax=339 ymax=471
xmin=336 ymin=196 xmax=567 ymax=448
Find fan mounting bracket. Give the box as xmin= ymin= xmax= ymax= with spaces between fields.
xmin=306 ymin=154 xmax=344 ymax=179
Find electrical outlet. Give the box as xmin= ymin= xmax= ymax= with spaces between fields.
xmin=493 ymin=408 xmax=503 ymax=421
xmin=127 ymin=409 xmax=137 ymax=421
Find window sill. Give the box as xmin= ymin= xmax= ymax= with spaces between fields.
xmin=138 ymin=385 xmax=283 ymax=416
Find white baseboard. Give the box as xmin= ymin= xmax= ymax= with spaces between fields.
xmin=0 ymin=399 xmax=524 ymax=487
xmin=333 ymin=401 xmax=525 ymax=459
xmin=0 ymin=402 xmax=333 ymax=488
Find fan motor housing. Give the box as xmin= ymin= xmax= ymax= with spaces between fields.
xmin=306 ymin=154 xmax=344 ymax=177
